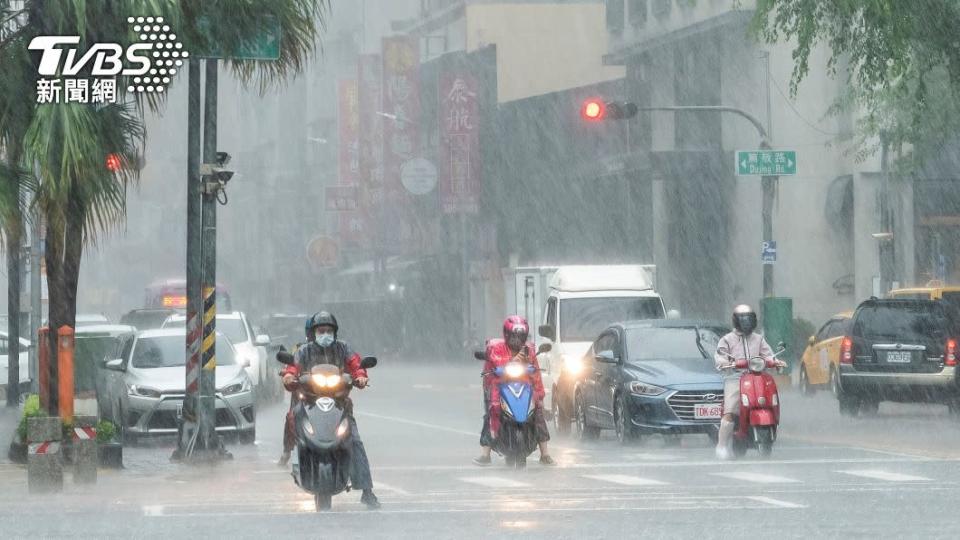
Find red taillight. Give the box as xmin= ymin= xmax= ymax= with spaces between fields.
xmin=946 ymin=339 xmax=957 ymax=367
xmin=840 ymin=337 xmax=853 ymax=364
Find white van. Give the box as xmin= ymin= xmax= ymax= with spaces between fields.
xmin=513 ymin=265 xmax=665 ymax=432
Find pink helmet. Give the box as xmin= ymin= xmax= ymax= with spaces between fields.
xmin=503 ymin=315 xmax=529 ymax=350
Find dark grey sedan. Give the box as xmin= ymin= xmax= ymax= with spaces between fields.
xmin=573 ymin=320 xmax=727 ymax=445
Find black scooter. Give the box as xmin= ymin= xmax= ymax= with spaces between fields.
xmin=276 ymin=350 xmax=377 ymax=511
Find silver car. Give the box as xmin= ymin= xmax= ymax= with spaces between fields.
xmin=98 ymin=328 xmax=255 ymax=444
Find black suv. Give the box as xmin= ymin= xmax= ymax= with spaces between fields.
xmin=838 ymin=298 xmax=959 ymax=416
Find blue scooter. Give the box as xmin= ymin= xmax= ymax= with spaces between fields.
xmin=475 ymin=343 xmax=551 ymax=469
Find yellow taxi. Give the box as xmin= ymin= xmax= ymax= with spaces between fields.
xmin=798 ymin=312 xmax=853 ymax=396
xmin=887 ymin=282 xmax=960 ymax=321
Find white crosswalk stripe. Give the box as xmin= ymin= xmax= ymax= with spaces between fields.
xmin=838 ymin=470 xmax=932 ymax=482
xmin=581 ymin=474 xmax=667 ymax=486
xmin=457 ymin=476 xmax=531 ymax=488
xmin=710 ymin=472 xmax=801 ymax=484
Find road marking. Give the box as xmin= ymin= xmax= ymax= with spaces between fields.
xmin=412 ymin=384 xmax=433 ymax=389
xmin=838 ymin=470 xmax=932 ymax=482
xmin=142 ymin=505 xmax=165 ymax=516
xmin=747 ymin=496 xmax=807 ymax=509
xmin=711 ymin=472 xmax=801 ymax=484
xmin=374 ymin=481 xmax=412 ymax=496
xmin=458 ymin=476 xmax=531 ymax=488
xmin=356 ymin=411 xmax=476 ymax=437
xmin=582 ymin=474 xmax=666 ymax=486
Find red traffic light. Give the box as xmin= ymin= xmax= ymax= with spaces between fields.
xmin=581 ymin=99 xmax=606 ymax=121
xmin=105 ymin=153 xmax=122 ymax=172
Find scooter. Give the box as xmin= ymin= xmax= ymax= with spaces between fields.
xmin=474 ymin=343 xmax=551 ymax=468
xmin=276 ymin=349 xmax=377 ymax=511
xmin=720 ymin=344 xmax=786 ymax=458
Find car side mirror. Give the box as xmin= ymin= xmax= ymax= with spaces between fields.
xmin=473 ymin=350 xmax=486 ymax=361
xmin=536 ymin=343 xmax=552 ymax=355
xmin=254 ymin=334 xmax=270 ymax=347
xmin=594 ymin=350 xmax=618 ymax=364
xmin=360 ymin=356 xmax=378 ymax=369
xmin=808 ymin=335 xmax=816 ymax=346
xmin=276 ymin=350 xmax=295 ymax=365
xmin=105 ymin=359 xmax=125 ymax=372
xmin=538 ymin=324 xmax=556 ymax=341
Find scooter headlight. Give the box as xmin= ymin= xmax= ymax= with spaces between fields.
xmin=312 ymin=373 xmax=341 ymax=388
xmin=336 ymin=418 xmax=350 ymax=439
xmin=504 ymin=362 xmax=525 ymax=379
xmin=749 ymin=356 xmax=765 ymax=373
xmin=303 ymin=419 xmax=315 ymax=436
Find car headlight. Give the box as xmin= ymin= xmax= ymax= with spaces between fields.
xmin=504 ymin=362 xmax=525 ymax=379
xmin=336 ymin=418 xmax=350 ymax=439
xmin=628 ymin=381 xmax=666 ymax=396
xmin=126 ymin=384 xmax=161 ymax=398
xmin=563 ymin=355 xmax=584 ymax=375
xmin=748 ymin=356 xmax=766 ymax=373
xmin=221 ymin=377 xmax=252 ymax=396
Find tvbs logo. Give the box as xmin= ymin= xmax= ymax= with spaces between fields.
xmin=28 ymin=16 xmax=188 ymax=104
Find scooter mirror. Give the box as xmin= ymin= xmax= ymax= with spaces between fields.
xmin=777 ymin=341 xmax=787 ymax=353
xmin=536 ymin=343 xmax=552 ymax=355
xmin=473 ymin=350 xmax=486 ymax=361
xmin=276 ymin=350 xmax=295 ymax=365
xmin=360 ymin=356 xmax=378 ymax=369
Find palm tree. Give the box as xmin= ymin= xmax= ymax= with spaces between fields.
xmin=0 ymin=0 xmax=328 ymax=408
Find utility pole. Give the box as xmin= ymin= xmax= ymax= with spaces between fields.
xmin=461 ymin=213 xmax=471 ymax=351
xmin=6 ymin=200 xmax=20 ymax=407
xmin=199 ymin=58 xmax=222 ymax=457
xmin=176 ymin=59 xmax=203 ymax=461
xmin=761 ymin=51 xmax=776 ymax=298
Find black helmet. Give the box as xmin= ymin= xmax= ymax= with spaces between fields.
xmin=307 ymin=311 xmax=338 ymax=339
xmin=732 ymin=304 xmax=757 ymax=334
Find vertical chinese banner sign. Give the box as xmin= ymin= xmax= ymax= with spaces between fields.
xmin=439 ymin=72 xmax=481 ymax=214
xmin=357 ymin=54 xmax=383 ymax=252
xmin=381 ymin=36 xmax=420 ymax=253
xmin=337 ymin=78 xmax=362 ymax=246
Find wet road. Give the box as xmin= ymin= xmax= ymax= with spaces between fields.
xmin=3 ymin=362 xmax=960 ymax=538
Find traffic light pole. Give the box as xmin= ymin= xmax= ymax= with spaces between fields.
xmin=176 ymin=59 xmax=203 ymax=461
xmin=199 ymin=58 xmax=224 ymax=458
xmin=634 ymin=105 xmax=776 ymax=297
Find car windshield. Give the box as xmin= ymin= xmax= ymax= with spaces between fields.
xmin=164 ymin=317 xmax=248 ymax=344
xmin=75 ymin=335 xmax=123 ymax=392
xmin=855 ymin=303 xmax=949 ymax=342
xmin=131 ymin=335 xmax=234 ymax=368
xmin=626 ymin=327 xmax=721 ymax=360
xmin=560 ymin=297 xmax=664 ymax=342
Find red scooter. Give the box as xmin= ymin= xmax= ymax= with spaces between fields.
xmin=721 ymin=345 xmax=786 ymax=458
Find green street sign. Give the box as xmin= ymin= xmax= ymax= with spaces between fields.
xmin=736 ymin=150 xmax=797 ymax=176
xmin=194 ymin=16 xmax=281 ymax=60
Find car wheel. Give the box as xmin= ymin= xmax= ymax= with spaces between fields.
xmin=859 ymin=400 xmax=880 ymax=417
xmin=239 ymin=428 xmax=256 ymax=445
xmin=830 ymin=367 xmax=843 ymax=398
xmin=552 ymin=395 xmax=571 ymax=436
xmin=614 ymin=394 xmax=638 ymax=445
xmin=119 ymin=406 xmax=137 ymax=446
xmin=799 ymin=366 xmax=815 ymax=397
xmin=838 ymin=393 xmax=861 ymax=417
xmin=574 ymin=392 xmax=599 ymax=441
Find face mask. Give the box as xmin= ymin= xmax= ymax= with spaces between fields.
xmin=315 ymin=332 xmax=335 ymax=348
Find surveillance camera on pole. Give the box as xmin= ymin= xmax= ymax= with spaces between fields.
xmin=199 ymin=151 xmax=233 ymax=197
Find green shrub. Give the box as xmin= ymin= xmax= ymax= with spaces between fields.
xmin=15 ymin=394 xmax=46 ymax=441
xmin=95 ymin=420 xmax=117 ymax=443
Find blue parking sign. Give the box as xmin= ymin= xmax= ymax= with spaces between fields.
xmin=761 ymin=241 xmax=777 ymax=264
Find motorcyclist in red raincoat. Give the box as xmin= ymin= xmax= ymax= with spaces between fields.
xmin=473 ymin=315 xmax=555 ymax=466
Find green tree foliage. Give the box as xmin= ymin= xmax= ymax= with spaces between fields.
xmin=751 ymin=1 xmax=960 ymax=159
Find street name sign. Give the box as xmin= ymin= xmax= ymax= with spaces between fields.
xmin=736 ymin=150 xmax=796 ymax=176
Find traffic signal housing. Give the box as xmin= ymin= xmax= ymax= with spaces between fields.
xmin=580 ymin=99 xmax=638 ymax=121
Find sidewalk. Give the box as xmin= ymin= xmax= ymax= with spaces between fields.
xmin=0 ymin=404 xmax=22 ymax=464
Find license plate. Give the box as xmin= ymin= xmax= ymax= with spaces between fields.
xmin=694 ymin=403 xmax=722 ymax=419
xmin=885 ymin=351 xmax=912 ymax=363
xmin=176 ymin=403 xmax=183 ymax=418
